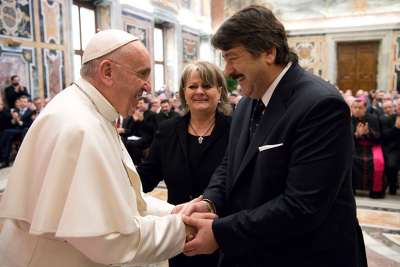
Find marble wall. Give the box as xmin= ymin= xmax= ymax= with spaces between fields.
xmin=288 ymin=36 xmax=327 ymax=79
xmin=394 ymin=31 xmax=400 ymax=92
xmin=0 ymin=0 xmax=68 ymax=98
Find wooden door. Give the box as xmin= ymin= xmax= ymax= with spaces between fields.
xmin=337 ymin=41 xmax=379 ymax=95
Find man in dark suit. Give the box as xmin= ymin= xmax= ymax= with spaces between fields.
xmin=177 ymin=5 xmax=367 ymax=267
xmin=0 ymin=95 xmax=33 ymax=168
xmin=4 ymin=75 xmax=30 ymax=109
xmin=122 ymin=96 xmax=157 ymax=164
xmin=155 ymin=99 xmax=179 ymax=126
xmin=381 ymin=98 xmax=400 ymax=195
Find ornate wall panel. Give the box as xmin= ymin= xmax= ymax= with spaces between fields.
xmin=0 ymin=0 xmax=34 ymax=40
xmin=122 ymin=11 xmax=153 ymax=54
xmin=39 ymin=0 xmax=63 ymax=44
xmin=394 ymin=31 xmax=400 ymax=92
xmin=182 ymin=31 xmax=199 ymax=63
xmin=288 ymin=35 xmax=327 ymax=80
xmin=42 ymin=47 xmax=64 ymax=98
xmin=0 ymin=45 xmax=37 ymax=95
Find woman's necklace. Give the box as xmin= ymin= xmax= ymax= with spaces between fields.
xmin=189 ymin=117 xmax=215 ymax=144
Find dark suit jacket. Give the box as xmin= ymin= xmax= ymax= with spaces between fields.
xmin=4 ymin=85 xmax=29 ymax=108
xmin=137 ymin=112 xmax=230 ymax=267
xmin=381 ymin=114 xmax=400 ymax=167
xmin=203 ymin=63 xmax=367 ymax=267
xmin=122 ymin=110 xmax=157 ymax=149
xmin=155 ymin=109 xmax=180 ymax=127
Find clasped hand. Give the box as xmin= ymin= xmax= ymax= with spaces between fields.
xmin=171 ymin=196 xmax=219 ymax=256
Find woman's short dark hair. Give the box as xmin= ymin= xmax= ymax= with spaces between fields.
xmin=211 ymin=5 xmax=297 ymax=65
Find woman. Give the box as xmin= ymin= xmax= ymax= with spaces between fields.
xmin=137 ymin=61 xmax=231 ymax=267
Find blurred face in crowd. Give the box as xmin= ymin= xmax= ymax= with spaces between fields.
xmin=33 ymin=98 xmax=44 ymax=110
xmin=223 ymin=46 xmax=275 ymax=99
xmin=150 ymin=99 xmax=160 ymax=113
xmin=355 ymin=90 xmax=364 ymax=97
xmin=382 ymin=100 xmax=394 ymax=116
xmin=0 ymin=99 xmax=3 ymax=111
xmin=19 ymin=97 xmax=29 ymax=109
xmin=160 ymin=101 xmax=171 ymax=113
xmin=351 ymin=100 xmax=367 ymax=119
xmin=11 ymin=76 xmax=20 ymax=86
xmin=136 ymin=99 xmax=148 ymax=112
xmin=376 ymin=91 xmax=385 ymax=102
xmin=184 ymin=70 xmax=221 ymax=115
xmin=396 ymin=99 xmax=400 ymax=115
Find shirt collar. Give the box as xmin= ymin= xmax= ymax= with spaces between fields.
xmin=75 ymin=78 xmax=119 ymax=123
xmin=261 ymin=61 xmax=292 ymax=107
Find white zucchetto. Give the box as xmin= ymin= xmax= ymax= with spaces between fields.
xmin=82 ymin=29 xmax=139 ymax=64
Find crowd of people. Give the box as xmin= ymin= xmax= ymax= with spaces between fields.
xmin=342 ymin=89 xmax=400 ymax=197
xmin=0 ymin=76 xmax=46 ymax=168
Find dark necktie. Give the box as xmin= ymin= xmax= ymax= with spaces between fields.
xmin=249 ymin=99 xmax=265 ymax=139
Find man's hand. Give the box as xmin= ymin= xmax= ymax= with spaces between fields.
xmin=184 ymin=212 xmax=218 ymax=242
xmin=183 ymin=216 xmax=219 ymax=256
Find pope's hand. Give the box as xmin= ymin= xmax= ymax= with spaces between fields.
xmin=171 ymin=195 xmax=204 ymax=215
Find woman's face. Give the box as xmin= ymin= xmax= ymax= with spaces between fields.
xmin=184 ymin=70 xmax=221 ymax=114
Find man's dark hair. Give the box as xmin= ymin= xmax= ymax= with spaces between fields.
xmin=160 ymin=99 xmax=170 ymax=105
xmin=137 ymin=96 xmax=149 ymax=104
xmin=212 ymin=5 xmax=297 ymax=65
xmin=10 ymin=75 xmax=18 ymax=81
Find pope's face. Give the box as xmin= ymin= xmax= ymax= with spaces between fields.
xmin=113 ymin=42 xmax=151 ymax=116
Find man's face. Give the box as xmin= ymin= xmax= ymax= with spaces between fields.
xmin=12 ymin=76 xmax=20 ymax=86
xmin=34 ymin=98 xmax=44 ymax=110
xmin=19 ymin=98 xmax=29 ymax=109
xmin=112 ymin=42 xmax=151 ymax=116
xmin=137 ymin=99 xmax=148 ymax=112
xmin=382 ymin=101 xmax=394 ymax=116
xmin=222 ymin=46 xmax=271 ymax=99
xmin=351 ymin=101 xmax=367 ymax=118
xmin=161 ymin=102 xmax=170 ymax=113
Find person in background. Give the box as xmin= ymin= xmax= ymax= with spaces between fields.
xmin=150 ymin=98 xmax=161 ymax=113
xmin=381 ymin=98 xmax=400 ymax=195
xmin=123 ymin=96 xmax=157 ymax=165
xmin=351 ymin=98 xmax=385 ymax=198
xmin=137 ymin=61 xmax=231 ymax=267
xmin=155 ymin=99 xmax=180 ymax=126
xmin=4 ymin=75 xmax=30 ymax=109
xmin=0 ymin=98 xmax=11 ymax=136
xmin=0 ymin=95 xmax=33 ymax=168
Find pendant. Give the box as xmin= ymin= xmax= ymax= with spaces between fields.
xmin=198 ymin=136 xmax=203 ymax=144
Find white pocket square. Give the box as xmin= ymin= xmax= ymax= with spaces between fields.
xmin=258 ymin=143 xmax=283 ymax=152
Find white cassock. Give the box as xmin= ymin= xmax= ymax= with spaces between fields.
xmin=0 ymin=78 xmax=186 ymax=267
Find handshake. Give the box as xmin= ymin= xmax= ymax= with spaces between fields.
xmin=171 ymin=196 xmax=219 ymax=256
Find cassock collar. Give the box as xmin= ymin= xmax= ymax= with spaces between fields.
xmin=75 ymin=78 xmax=119 ymax=123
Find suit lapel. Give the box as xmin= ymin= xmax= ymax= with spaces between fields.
xmin=231 ymin=63 xmax=302 ymax=189
xmin=232 ymin=94 xmax=286 ymax=186
xmin=231 ymin=98 xmax=253 ymax=177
